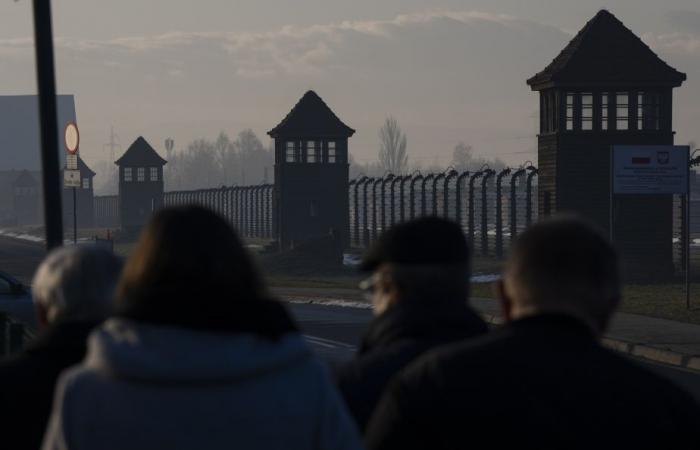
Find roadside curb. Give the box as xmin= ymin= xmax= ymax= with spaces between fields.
xmin=479 ymin=313 xmax=700 ymax=374
xmin=283 ymin=295 xmax=700 ymax=373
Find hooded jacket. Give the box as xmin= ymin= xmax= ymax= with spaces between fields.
xmin=42 ymin=318 xmax=363 ymax=450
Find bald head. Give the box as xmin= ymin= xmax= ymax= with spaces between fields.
xmin=501 ymin=216 xmax=621 ymax=334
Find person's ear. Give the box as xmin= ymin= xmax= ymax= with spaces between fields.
xmin=495 ymin=279 xmax=513 ymax=323
xmin=34 ymin=303 xmax=50 ymax=330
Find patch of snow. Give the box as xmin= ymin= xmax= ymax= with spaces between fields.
xmin=471 ymin=274 xmax=500 ymax=283
xmin=286 ymin=297 xmax=373 ymax=309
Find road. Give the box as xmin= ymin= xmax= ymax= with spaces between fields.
xmin=0 ymin=234 xmax=699 ymax=401
xmin=288 ymin=302 xmax=700 ymax=401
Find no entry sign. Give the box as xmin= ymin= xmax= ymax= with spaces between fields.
xmin=612 ymin=145 xmax=689 ymax=195
xmin=64 ymin=122 xmax=79 ymax=155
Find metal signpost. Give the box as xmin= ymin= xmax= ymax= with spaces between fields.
xmin=64 ymin=122 xmax=80 ymax=244
xmin=611 ymin=145 xmax=691 ymax=308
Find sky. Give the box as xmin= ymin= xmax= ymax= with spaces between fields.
xmin=1 ymin=0 xmax=699 ymax=189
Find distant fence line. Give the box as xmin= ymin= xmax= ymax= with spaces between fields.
xmin=163 ymin=185 xmax=274 ymax=240
xmin=93 ymin=166 xmax=542 ymax=258
xmin=348 ymin=166 xmax=539 ymax=257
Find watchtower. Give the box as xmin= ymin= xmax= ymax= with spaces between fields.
xmin=527 ymin=10 xmax=686 ymax=278
xmin=62 ymin=156 xmax=95 ymax=228
xmin=268 ymin=91 xmax=355 ymax=250
xmin=115 ymin=137 xmax=167 ymax=234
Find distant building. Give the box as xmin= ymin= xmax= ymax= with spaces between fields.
xmin=0 ymin=95 xmax=78 ymax=227
xmin=268 ymin=90 xmax=355 ymax=250
xmin=62 ymin=156 xmax=96 ymax=229
xmin=116 ymin=137 xmax=167 ymax=234
xmin=527 ymin=10 xmax=686 ymax=279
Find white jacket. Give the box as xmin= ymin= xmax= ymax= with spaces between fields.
xmin=42 ymin=318 xmax=364 ymax=450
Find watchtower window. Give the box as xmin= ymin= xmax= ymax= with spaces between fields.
xmin=328 ymin=141 xmax=337 ymax=163
xmin=616 ymin=92 xmax=629 ymax=130
xmin=285 ymin=141 xmax=297 ymax=162
xmin=124 ymin=167 xmax=132 ymax=182
xmin=601 ymin=92 xmax=609 ymax=130
xmin=150 ymin=167 xmax=159 ymax=181
xmin=306 ymin=141 xmax=318 ymax=163
xmin=565 ymin=93 xmax=574 ymax=131
xmin=137 ymin=167 xmax=145 ymax=182
xmin=638 ymin=92 xmax=660 ymax=131
xmin=581 ymin=93 xmax=593 ymax=131
xmin=82 ymin=178 xmax=90 ymax=189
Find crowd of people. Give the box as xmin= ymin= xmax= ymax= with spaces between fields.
xmin=0 ymin=206 xmax=698 ymax=449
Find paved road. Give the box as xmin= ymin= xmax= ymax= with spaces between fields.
xmin=0 ymin=235 xmax=46 ymax=284
xmin=287 ymin=302 xmax=700 ymax=401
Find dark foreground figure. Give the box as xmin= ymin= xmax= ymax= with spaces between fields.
xmin=0 ymin=247 xmax=122 ymax=450
xmin=42 ymin=206 xmax=362 ymax=450
xmin=337 ymin=217 xmax=487 ymax=430
xmin=366 ymin=216 xmax=700 ymax=450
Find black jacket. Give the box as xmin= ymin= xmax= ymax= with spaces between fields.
xmin=0 ymin=321 xmax=99 ymax=450
xmin=336 ymin=300 xmax=487 ymax=431
xmin=366 ymin=314 xmax=700 ymax=450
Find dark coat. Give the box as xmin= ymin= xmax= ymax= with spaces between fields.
xmin=366 ymin=314 xmax=700 ymax=450
xmin=336 ymin=300 xmax=487 ymax=431
xmin=0 ymin=321 xmax=99 ymax=450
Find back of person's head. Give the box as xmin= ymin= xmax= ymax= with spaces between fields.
xmin=117 ymin=206 xmax=287 ymax=335
xmin=360 ymin=217 xmax=471 ymax=304
xmin=502 ymin=215 xmax=620 ymax=334
xmin=32 ymin=246 xmax=123 ymax=326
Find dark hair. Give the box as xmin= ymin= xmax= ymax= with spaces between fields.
xmin=116 ymin=206 xmax=295 ymax=337
xmin=506 ymin=215 xmax=620 ymax=330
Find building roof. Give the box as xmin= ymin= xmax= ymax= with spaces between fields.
xmin=115 ymin=136 xmax=167 ymax=166
xmin=13 ymin=170 xmax=37 ymax=188
xmin=268 ymin=90 xmax=355 ymax=138
xmin=0 ymin=95 xmax=76 ymax=171
xmin=527 ymin=10 xmax=686 ymax=90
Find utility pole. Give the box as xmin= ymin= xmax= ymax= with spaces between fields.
xmin=103 ymin=126 xmax=121 ymax=193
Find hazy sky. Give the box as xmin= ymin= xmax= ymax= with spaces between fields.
xmin=1 ymin=1 xmax=699 ymax=184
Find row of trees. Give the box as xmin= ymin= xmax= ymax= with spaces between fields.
xmin=351 ymin=116 xmax=508 ymax=178
xmin=165 ymin=130 xmax=273 ymax=191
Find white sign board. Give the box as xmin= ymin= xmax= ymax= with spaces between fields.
xmin=66 ymin=154 xmax=78 ymax=170
xmin=64 ymin=169 xmax=80 ymax=187
xmin=612 ymin=145 xmax=689 ymax=195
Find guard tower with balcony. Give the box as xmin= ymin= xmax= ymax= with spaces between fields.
xmin=527 ymin=9 xmax=686 ymax=278
xmin=115 ymin=136 xmax=167 ymax=234
xmin=268 ymin=91 xmax=355 ymax=251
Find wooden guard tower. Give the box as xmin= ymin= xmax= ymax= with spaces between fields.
xmin=527 ymin=10 xmax=686 ymax=279
xmin=115 ymin=136 xmax=167 ymax=234
xmin=268 ymin=91 xmax=355 ymax=251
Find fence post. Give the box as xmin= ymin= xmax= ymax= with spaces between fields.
xmin=421 ymin=174 xmax=434 ymax=217
xmin=481 ymin=169 xmax=495 ymax=257
xmin=455 ymin=171 xmax=470 ymax=229
xmin=432 ymin=173 xmax=445 ymax=216
xmin=495 ymin=168 xmax=512 ymax=259
xmin=372 ymin=178 xmax=383 ymax=242
xmin=400 ymin=175 xmax=412 ymax=223
xmin=468 ymin=172 xmax=483 ymax=247
xmin=353 ymin=177 xmax=367 ymax=247
xmin=509 ymin=168 xmax=527 ymax=246
xmin=410 ymin=175 xmax=423 ymax=220
xmin=380 ymin=175 xmax=394 ymax=235
xmin=443 ymin=170 xmax=458 ymax=219
xmin=363 ymin=178 xmax=374 ymax=247
xmin=390 ymin=176 xmax=402 ymax=227
xmin=526 ymin=167 xmax=538 ymax=227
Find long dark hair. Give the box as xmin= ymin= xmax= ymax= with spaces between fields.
xmin=116 ymin=206 xmax=296 ymax=337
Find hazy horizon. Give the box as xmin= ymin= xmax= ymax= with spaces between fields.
xmin=0 ymin=1 xmax=698 ymax=190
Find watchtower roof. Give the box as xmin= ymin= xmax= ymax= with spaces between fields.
xmin=115 ymin=136 xmax=167 ymax=166
xmin=527 ymin=9 xmax=686 ymax=90
xmin=268 ymin=90 xmax=355 ymax=138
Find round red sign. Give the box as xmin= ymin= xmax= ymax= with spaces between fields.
xmin=64 ymin=122 xmax=79 ymax=154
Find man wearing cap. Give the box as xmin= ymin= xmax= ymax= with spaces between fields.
xmin=336 ymin=217 xmax=487 ymax=431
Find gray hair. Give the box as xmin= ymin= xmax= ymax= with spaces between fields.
xmin=32 ymin=246 xmax=123 ymax=323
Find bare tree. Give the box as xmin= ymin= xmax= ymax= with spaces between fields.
xmin=378 ymin=116 xmax=408 ymax=174
xmin=451 ymin=142 xmax=473 ymax=171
